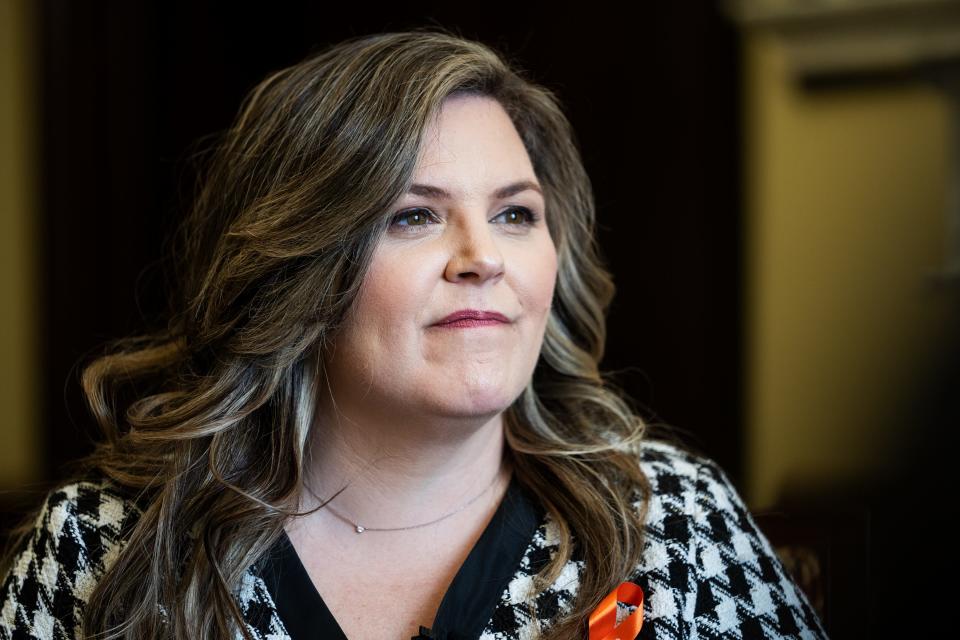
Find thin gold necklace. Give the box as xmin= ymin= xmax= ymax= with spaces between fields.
xmin=314 ymin=463 xmax=507 ymax=534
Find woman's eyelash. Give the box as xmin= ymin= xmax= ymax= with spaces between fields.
xmin=390 ymin=208 xmax=439 ymax=228
xmin=389 ymin=206 xmax=541 ymax=230
xmin=498 ymin=207 xmax=541 ymax=225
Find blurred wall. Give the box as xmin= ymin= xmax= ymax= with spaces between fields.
xmin=0 ymin=0 xmax=40 ymax=489
xmin=743 ymin=31 xmax=955 ymax=508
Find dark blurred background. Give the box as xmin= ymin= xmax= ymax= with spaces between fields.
xmin=2 ymin=1 xmax=959 ymax=637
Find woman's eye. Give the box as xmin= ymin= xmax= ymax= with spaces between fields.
xmin=390 ymin=208 xmax=436 ymax=228
xmin=497 ymin=206 xmax=539 ymax=225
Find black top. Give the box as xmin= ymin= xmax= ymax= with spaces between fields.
xmin=256 ymin=473 xmax=545 ymax=640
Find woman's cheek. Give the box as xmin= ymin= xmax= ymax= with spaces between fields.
xmin=360 ymin=247 xmax=440 ymax=349
xmin=531 ymin=245 xmax=558 ymax=315
xmin=360 ymin=251 xmax=413 ymax=318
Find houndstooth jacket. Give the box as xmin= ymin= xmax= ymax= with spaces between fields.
xmin=0 ymin=439 xmax=829 ymax=639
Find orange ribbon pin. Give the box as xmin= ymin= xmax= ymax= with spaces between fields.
xmin=587 ymin=581 xmax=644 ymax=640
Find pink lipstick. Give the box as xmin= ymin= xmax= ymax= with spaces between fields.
xmin=432 ymin=309 xmax=511 ymax=328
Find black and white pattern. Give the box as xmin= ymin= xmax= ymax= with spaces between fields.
xmin=477 ymin=441 xmax=829 ymax=639
xmin=1 ymin=440 xmax=829 ymax=639
xmin=0 ymin=482 xmax=140 ymax=639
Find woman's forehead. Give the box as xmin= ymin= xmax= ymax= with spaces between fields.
xmin=408 ymin=97 xmax=538 ymax=198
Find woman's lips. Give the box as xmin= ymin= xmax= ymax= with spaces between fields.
xmin=434 ymin=318 xmax=508 ymax=329
xmin=432 ymin=309 xmax=511 ymax=328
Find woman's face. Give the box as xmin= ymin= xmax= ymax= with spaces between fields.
xmin=323 ymin=94 xmax=558 ymax=426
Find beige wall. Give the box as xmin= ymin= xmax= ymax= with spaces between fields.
xmin=743 ymin=32 xmax=956 ymax=508
xmin=0 ymin=0 xmax=40 ymax=488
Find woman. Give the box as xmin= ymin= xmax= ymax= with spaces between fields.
xmin=0 ymin=29 xmax=828 ymax=640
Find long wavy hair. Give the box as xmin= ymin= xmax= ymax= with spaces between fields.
xmin=3 ymin=28 xmax=655 ymax=639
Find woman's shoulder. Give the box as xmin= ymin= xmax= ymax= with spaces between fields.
xmin=630 ymin=438 xmax=830 ymax=639
xmin=0 ymin=476 xmax=143 ymax=639
xmin=482 ymin=438 xmax=829 ymax=638
xmin=9 ymin=476 xmax=144 ymax=553
xmin=633 ymin=436 xmax=773 ymax=583
xmin=636 ymin=436 xmax=747 ymax=523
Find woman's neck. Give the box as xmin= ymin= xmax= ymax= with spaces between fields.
xmin=299 ymin=404 xmax=510 ymax=533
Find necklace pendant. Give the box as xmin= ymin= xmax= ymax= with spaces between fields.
xmin=355 ymin=525 xmax=365 ymax=533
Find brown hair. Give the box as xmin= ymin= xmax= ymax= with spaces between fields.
xmin=2 ymin=27 xmax=652 ymax=639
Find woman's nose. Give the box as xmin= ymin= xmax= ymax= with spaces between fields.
xmin=443 ymin=214 xmax=505 ymax=283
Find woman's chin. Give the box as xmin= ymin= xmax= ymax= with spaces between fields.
xmin=425 ymin=387 xmax=518 ymax=419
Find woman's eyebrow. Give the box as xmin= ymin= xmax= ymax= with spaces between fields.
xmin=406 ymin=180 xmax=543 ymax=200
